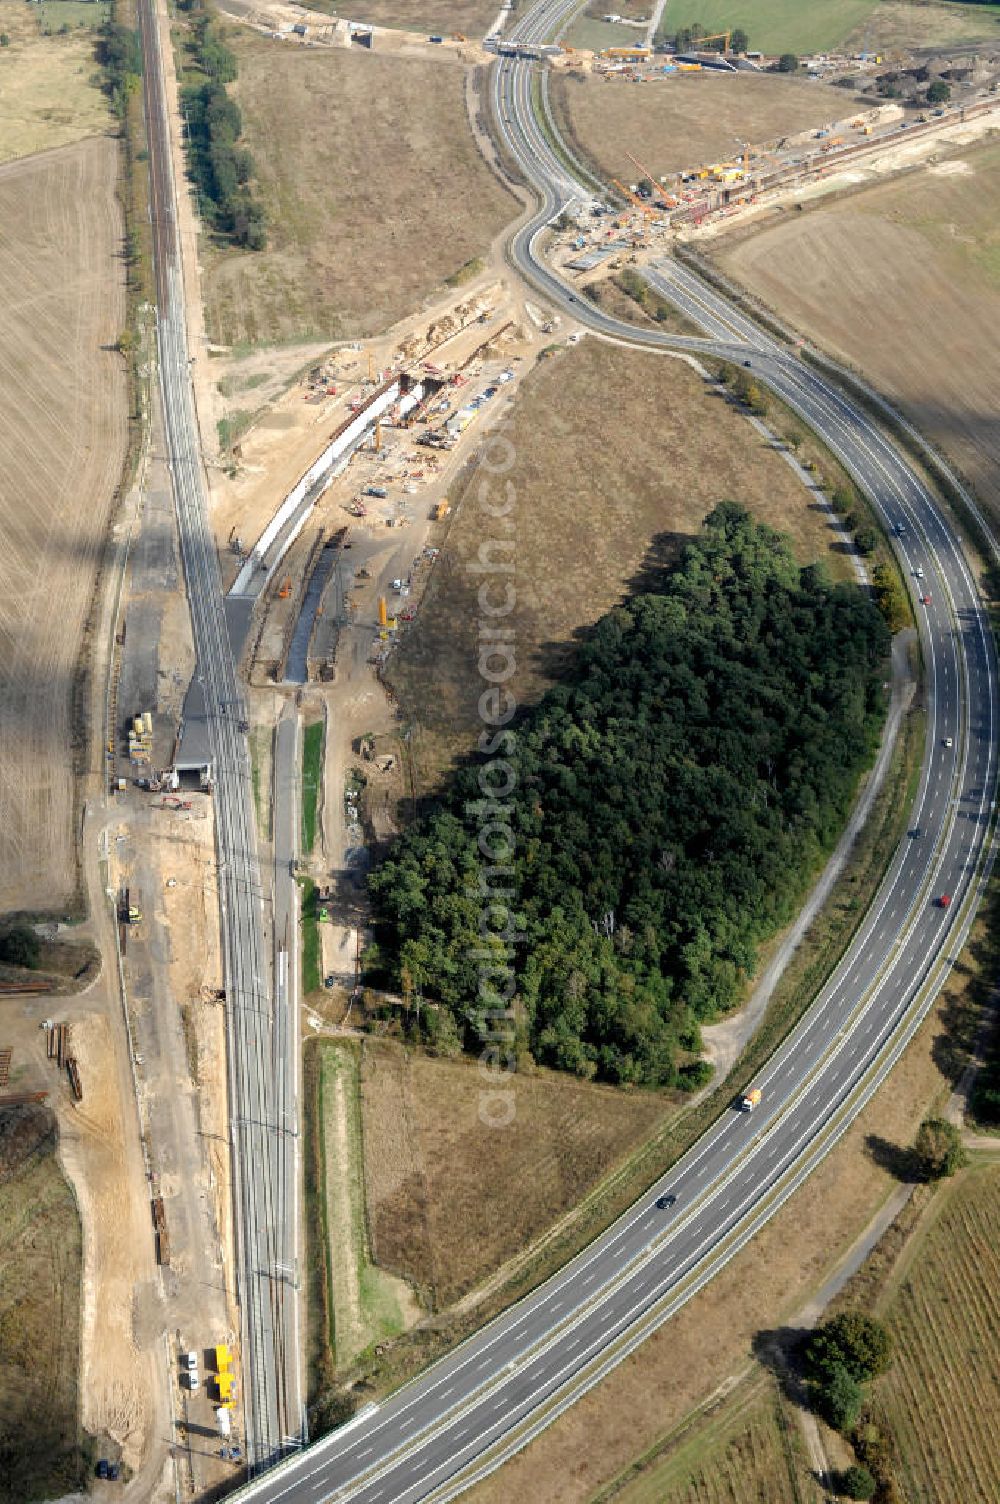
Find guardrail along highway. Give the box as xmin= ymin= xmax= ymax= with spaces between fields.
xmin=145 ymin=0 xmax=999 ymax=1498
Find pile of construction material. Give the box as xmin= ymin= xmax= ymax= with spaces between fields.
xmin=128 ymin=710 xmax=153 ymax=768
xmin=45 ymin=1022 xmax=81 ymax=1100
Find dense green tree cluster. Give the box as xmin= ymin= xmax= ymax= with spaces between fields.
xmin=369 ymin=506 xmax=889 ymax=1087
xmin=803 ymin=1313 xmax=893 ymax=1434
xmin=837 ymin=1463 xmax=877 ymax=1500
xmin=98 ymin=21 xmax=142 ymax=118
xmin=181 ymin=17 xmax=266 ymax=248
xmin=913 ymin=1116 xmax=967 ymax=1180
xmin=0 ymin=925 xmax=41 ymax=969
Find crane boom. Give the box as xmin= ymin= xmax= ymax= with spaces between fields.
xmin=625 ymin=149 xmax=666 ymax=203
xmin=611 ymin=178 xmax=656 ymax=217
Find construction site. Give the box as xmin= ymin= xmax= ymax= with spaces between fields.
xmin=6 ymin=0 xmax=1000 ymax=1501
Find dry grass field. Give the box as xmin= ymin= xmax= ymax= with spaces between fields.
xmin=846 ymin=0 xmax=1000 ymax=50
xmin=0 ymin=0 xmax=111 ymax=163
xmin=550 ymin=69 xmax=861 ymax=186
xmin=204 ymin=33 xmax=516 ymax=347
xmin=388 ymin=338 xmax=858 ymax=793
xmin=0 ymin=136 xmax=127 ymax=914
xmin=605 ymin=1377 xmax=810 ymax=1504
xmin=0 ymin=1106 xmax=90 ymax=1503
xmin=875 ymin=1162 xmax=1000 ymax=1504
xmin=305 ymin=0 xmax=503 ymax=31
xmin=359 ymin=1037 xmax=670 ymax=1307
xmin=717 ymin=140 xmax=1000 ymax=522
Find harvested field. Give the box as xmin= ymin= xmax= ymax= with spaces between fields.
xmin=717 ymin=139 xmax=1000 ymax=521
xmin=0 ymin=1 xmax=111 ymax=163
xmin=388 ymin=339 xmax=859 ymax=792
xmin=655 ymin=0 xmax=877 ymax=54
xmin=205 ymin=33 xmax=516 ymax=346
xmin=875 ymin=1163 xmax=1000 ymax=1504
xmin=0 ymin=137 xmax=127 ymax=915
xmin=605 ymin=1377 xmax=808 ymax=1504
xmin=550 ymin=69 xmax=863 ymax=188
xmin=359 ymin=1038 xmax=670 ymax=1307
xmin=0 ymin=1105 xmax=91 ymax=1503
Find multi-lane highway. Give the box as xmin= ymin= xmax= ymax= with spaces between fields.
xmin=136 ymin=0 xmax=302 ymax=1466
xmin=208 ymin=4 xmax=999 ymax=1504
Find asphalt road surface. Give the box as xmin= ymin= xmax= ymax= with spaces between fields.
xmin=137 ymin=0 xmax=302 ymax=1466
xmin=219 ymin=1 xmax=998 ymax=1502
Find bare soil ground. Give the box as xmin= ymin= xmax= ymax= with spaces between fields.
xmin=359 ymin=1037 xmax=671 ymax=1308
xmin=57 ymin=1010 xmax=160 ymax=1475
xmin=716 ymin=139 xmax=1000 ymax=521
xmin=0 ymin=0 xmax=111 ymax=162
xmin=463 ymin=979 xmax=960 ymax=1504
xmin=0 ymin=1105 xmax=91 ymax=1503
xmin=874 ymin=1161 xmax=1000 ymax=1504
xmin=204 ymin=32 xmax=516 ymax=347
xmin=388 ymin=338 xmax=858 ymax=793
xmin=550 ymin=69 xmax=864 ymax=186
xmin=0 ymin=137 xmax=127 ymax=915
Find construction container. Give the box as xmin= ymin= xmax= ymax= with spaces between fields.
xmin=215 ymin=1343 xmax=232 ymax=1372
xmin=217 ymin=1372 xmax=234 ymax=1402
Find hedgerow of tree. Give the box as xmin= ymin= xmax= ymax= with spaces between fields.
xmin=179 ymin=5 xmax=266 ymax=249
xmin=98 ymin=20 xmax=142 ymax=119
xmin=368 ymin=505 xmax=889 ymax=1088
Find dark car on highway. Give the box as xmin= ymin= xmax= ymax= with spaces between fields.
xmin=656 ymin=1193 xmax=677 ymax=1209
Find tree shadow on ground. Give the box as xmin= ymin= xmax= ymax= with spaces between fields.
xmin=864 ymin=1133 xmax=919 ymax=1181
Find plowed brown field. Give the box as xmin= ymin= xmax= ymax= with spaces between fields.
xmin=0 ymin=136 xmax=127 ymax=913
